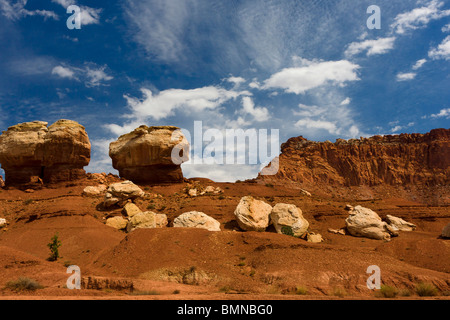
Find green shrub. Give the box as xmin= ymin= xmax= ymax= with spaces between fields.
xmin=331 ymin=287 xmax=347 ymax=297
xmin=379 ymin=285 xmax=398 ymax=298
xmin=415 ymin=283 xmax=438 ymax=297
xmin=295 ymin=286 xmax=308 ymax=295
xmin=281 ymin=226 xmax=294 ymax=237
xmin=5 ymin=277 xmax=43 ymax=291
xmin=47 ymin=233 xmax=62 ymax=261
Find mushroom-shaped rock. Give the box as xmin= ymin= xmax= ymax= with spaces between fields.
xmin=234 ymin=196 xmax=272 ymax=232
xmin=173 ymin=211 xmax=221 ymax=232
xmin=0 ymin=120 xmax=90 ymax=185
xmin=270 ymin=203 xmax=309 ymax=237
xmin=385 ymin=215 xmax=416 ymax=232
xmin=345 ymin=205 xmax=392 ymax=240
xmin=109 ymin=126 xmax=189 ymax=183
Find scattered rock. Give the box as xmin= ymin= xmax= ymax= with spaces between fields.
xmin=307 ymin=232 xmax=323 ymax=243
xmin=328 ymin=228 xmax=346 ymax=235
xmin=127 ymin=211 xmax=168 ymax=232
xmin=83 ymin=185 xmax=107 ymax=197
xmin=109 ymin=125 xmax=189 ymax=183
xmin=173 ymin=211 xmax=221 ymax=232
xmin=345 ymin=205 xmax=392 ymax=241
xmin=0 ymin=176 xmax=4 ymax=188
xmin=442 ymin=223 xmax=450 ymax=239
xmin=123 ymin=202 xmax=142 ymax=218
xmin=385 ymin=215 xmax=417 ymax=232
xmin=270 ymin=203 xmax=310 ymax=237
xmin=234 ymin=196 xmax=272 ymax=232
xmin=300 ymin=189 xmax=312 ymax=197
xmin=103 ymin=181 xmax=145 ymax=208
xmin=188 ymin=188 xmax=198 ymax=197
xmin=0 ymin=218 xmax=7 ymax=228
xmin=24 ymin=189 xmax=35 ymax=193
xmin=0 ymin=120 xmax=90 ymax=185
xmin=345 ymin=204 xmax=354 ymax=211
xmin=106 ymin=216 xmax=128 ymax=230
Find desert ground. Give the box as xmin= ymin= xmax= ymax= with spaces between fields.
xmin=0 ymin=176 xmax=448 ymax=300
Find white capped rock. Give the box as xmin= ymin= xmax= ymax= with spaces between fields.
xmin=345 ymin=205 xmax=391 ymax=240
xmin=234 ymin=196 xmax=272 ymax=232
xmin=270 ymin=203 xmax=309 ymax=237
xmin=173 ymin=211 xmax=221 ymax=232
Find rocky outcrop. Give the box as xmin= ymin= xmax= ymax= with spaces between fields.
xmin=109 ymin=126 xmax=189 ymax=184
xmin=173 ymin=212 xmax=221 ymax=232
xmin=258 ymin=129 xmax=449 ymax=187
xmin=0 ymin=120 xmax=90 ymax=185
xmin=345 ymin=206 xmax=395 ymax=240
xmin=106 ymin=216 xmax=128 ymax=230
xmin=234 ymin=196 xmax=272 ymax=232
xmin=270 ymin=203 xmax=309 ymax=237
xmin=103 ymin=181 xmax=145 ymax=208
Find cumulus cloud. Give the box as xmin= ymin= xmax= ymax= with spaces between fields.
xmin=429 ymin=36 xmax=450 ymax=60
xmin=443 ymin=23 xmax=450 ymax=33
xmin=345 ymin=37 xmax=396 ymax=57
xmin=241 ymin=96 xmax=269 ymax=122
xmin=51 ymin=63 xmax=113 ymax=87
xmin=430 ymin=108 xmax=450 ymax=119
xmin=391 ymin=0 xmax=450 ymax=34
xmin=396 ymin=72 xmax=417 ymax=81
xmin=262 ymin=59 xmax=360 ymax=95
xmin=412 ymin=59 xmax=427 ymax=70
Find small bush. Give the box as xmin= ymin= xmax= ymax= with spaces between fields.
xmin=47 ymin=233 xmax=62 ymax=261
xmin=415 ymin=282 xmax=438 ymax=297
xmin=281 ymin=226 xmax=294 ymax=237
xmin=5 ymin=277 xmax=43 ymax=292
xmin=295 ymin=286 xmax=308 ymax=295
xmin=23 ymin=199 xmax=33 ymax=205
xmin=218 ymin=195 xmax=225 ymax=200
xmin=399 ymin=289 xmax=412 ymax=297
xmin=146 ymin=204 xmax=155 ymax=210
xmin=331 ymin=287 xmax=347 ymax=298
xmin=130 ymin=290 xmax=160 ymax=296
xmin=379 ymin=285 xmax=398 ymax=298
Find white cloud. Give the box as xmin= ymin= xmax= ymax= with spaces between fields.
xmin=52 ymin=65 xmax=75 ymax=79
xmin=295 ymin=119 xmax=338 ymax=135
xmin=1 ymin=0 xmax=58 ymax=21
xmin=429 ymin=35 xmax=450 ymax=60
xmin=443 ymin=23 xmax=450 ymax=33
xmin=391 ymin=0 xmax=450 ymax=34
xmin=412 ymin=59 xmax=427 ymax=70
xmin=226 ymin=76 xmax=246 ymax=87
xmin=52 ymin=0 xmax=101 ymax=25
xmin=340 ymin=98 xmax=351 ymax=106
xmin=345 ymin=37 xmax=396 ymax=57
xmin=396 ymin=72 xmax=417 ymax=81
xmin=120 ymin=86 xmax=250 ymax=123
xmin=241 ymin=96 xmax=269 ymax=122
xmin=85 ymin=66 xmax=113 ymax=87
xmin=262 ymin=59 xmax=360 ymax=95
xmin=430 ymin=108 xmax=450 ymax=119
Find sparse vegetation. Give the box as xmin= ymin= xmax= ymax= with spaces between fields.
xmin=331 ymin=286 xmax=347 ymax=297
xmin=415 ymin=282 xmax=438 ymax=297
xmin=281 ymin=226 xmax=294 ymax=237
xmin=147 ymin=204 xmax=155 ymax=210
xmin=295 ymin=286 xmax=308 ymax=295
xmin=378 ymin=285 xmax=398 ymax=298
xmin=5 ymin=277 xmax=43 ymax=292
xmin=130 ymin=290 xmax=161 ymax=296
xmin=47 ymin=233 xmax=62 ymax=261
xmin=218 ymin=195 xmax=225 ymax=200
xmin=23 ymin=199 xmax=33 ymax=205
xmin=399 ymin=289 xmax=412 ymax=297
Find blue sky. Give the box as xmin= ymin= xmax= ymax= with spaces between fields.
xmin=0 ymin=0 xmax=449 ymax=181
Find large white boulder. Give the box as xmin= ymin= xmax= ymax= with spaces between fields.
xmin=173 ymin=211 xmax=221 ymax=232
xmin=385 ymin=215 xmax=416 ymax=232
xmin=270 ymin=203 xmax=309 ymax=237
xmin=234 ymin=196 xmax=272 ymax=232
xmin=345 ymin=206 xmax=392 ymax=240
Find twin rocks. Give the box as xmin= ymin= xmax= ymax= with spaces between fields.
xmin=344 ymin=205 xmax=417 ymax=241
xmin=0 ymin=120 xmax=90 ymax=185
xmin=0 ymin=121 xmax=188 ymax=186
xmin=234 ymin=196 xmax=316 ymax=241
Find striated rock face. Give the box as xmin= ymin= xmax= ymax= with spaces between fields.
xmin=109 ymin=126 xmax=189 ymax=184
xmin=258 ymin=129 xmax=449 ymax=187
xmin=0 ymin=120 xmax=90 ymax=185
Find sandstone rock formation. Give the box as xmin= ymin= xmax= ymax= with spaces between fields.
xmin=173 ymin=211 xmax=221 ymax=232
xmin=106 ymin=216 xmax=128 ymax=230
xmin=234 ymin=196 xmax=272 ymax=232
xmin=123 ymin=203 xmax=142 ymax=218
xmin=127 ymin=211 xmax=168 ymax=232
xmin=109 ymin=126 xmax=189 ymax=184
xmin=258 ymin=129 xmax=450 ymax=187
xmin=0 ymin=120 xmax=90 ymax=185
xmin=345 ymin=205 xmax=394 ymax=240
xmin=385 ymin=215 xmax=417 ymax=232
xmin=270 ymin=203 xmax=309 ymax=237
xmin=103 ymin=181 xmax=145 ymax=208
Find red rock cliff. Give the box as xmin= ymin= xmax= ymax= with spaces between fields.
xmin=258 ymin=129 xmax=449 ymax=187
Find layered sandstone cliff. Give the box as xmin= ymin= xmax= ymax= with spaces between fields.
xmin=0 ymin=120 xmax=90 ymax=185
xmin=258 ymin=129 xmax=449 ymax=187
xmin=109 ymin=126 xmax=189 ymax=183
